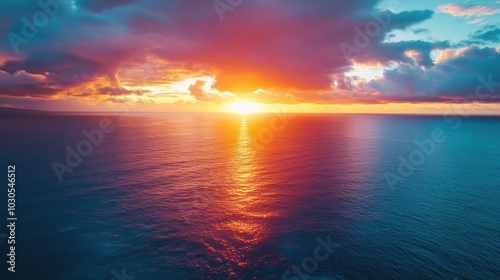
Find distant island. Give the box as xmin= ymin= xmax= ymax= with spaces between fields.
xmin=0 ymin=107 xmax=50 ymax=116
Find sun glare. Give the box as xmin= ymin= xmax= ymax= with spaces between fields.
xmin=229 ymin=102 xmax=260 ymax=114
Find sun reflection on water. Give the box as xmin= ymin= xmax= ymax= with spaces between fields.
xmin=201 ymin=118 xmax=269 ymax=275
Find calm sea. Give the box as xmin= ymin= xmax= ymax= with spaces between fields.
xmin=0 ymin=113 xmax=499 ymax=280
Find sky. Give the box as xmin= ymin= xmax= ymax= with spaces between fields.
xmin=0 ymin=0 xmax=499 ymax=113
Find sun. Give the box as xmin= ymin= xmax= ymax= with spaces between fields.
xmin=229 ymin=102 xmax=260 ymax=114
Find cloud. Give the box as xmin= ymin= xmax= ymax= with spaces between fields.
xmin=437 ymin=3 xmax=500 ymax=24
xmin=471 ymin=25 xmax=500 ymax=42
xmin=0 ymin=0 xmax=496 ymax=105
xmin=0 ymin=1 xmax=435 ymax=95
xmin=0 ymin=70 xmax=55 ymax=97
xmin=97 ymin=86 xmax=150 ymax=96
xmin=412 ymin=28 xmax=430 ymax=35
xmin=188 ymin=80 xmax=232 ymax=103
xmin=0 ymin=70 xmax=46 ymax=85
xmin=77 ymin=0 xmax=138 ymax=13
xmin=367 ymin=46 xmax=500 ymax=103
xmin=385 ymin=10 xmax=434 ymax=31
xmin=437 ymin=3 xmax=500 ymax=17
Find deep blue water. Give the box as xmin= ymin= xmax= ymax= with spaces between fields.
xmin=0 ymin=113 xmax=499 ymax=280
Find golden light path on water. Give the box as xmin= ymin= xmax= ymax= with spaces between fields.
xmin=201 ymin=118 xmax=270 ymax=277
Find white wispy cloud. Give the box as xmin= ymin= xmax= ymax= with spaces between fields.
xmin=437 ymin=2 xmax=500 ymax=24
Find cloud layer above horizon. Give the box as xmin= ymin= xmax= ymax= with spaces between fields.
xmin=0 ymin=0 xmax=499 ymax=108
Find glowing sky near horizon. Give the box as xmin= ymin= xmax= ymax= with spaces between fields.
xmin=0 ymin=0 xmax=499 ymax=113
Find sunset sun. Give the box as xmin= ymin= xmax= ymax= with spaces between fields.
xmin=229 ymin=102 xmax=261 ymax=114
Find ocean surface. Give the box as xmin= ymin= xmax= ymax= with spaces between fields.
xmin=0 ymin=113 xmax=499 ymax=280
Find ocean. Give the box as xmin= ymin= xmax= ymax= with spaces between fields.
xmin=0 ymin=113 xmax=499 ymax=280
